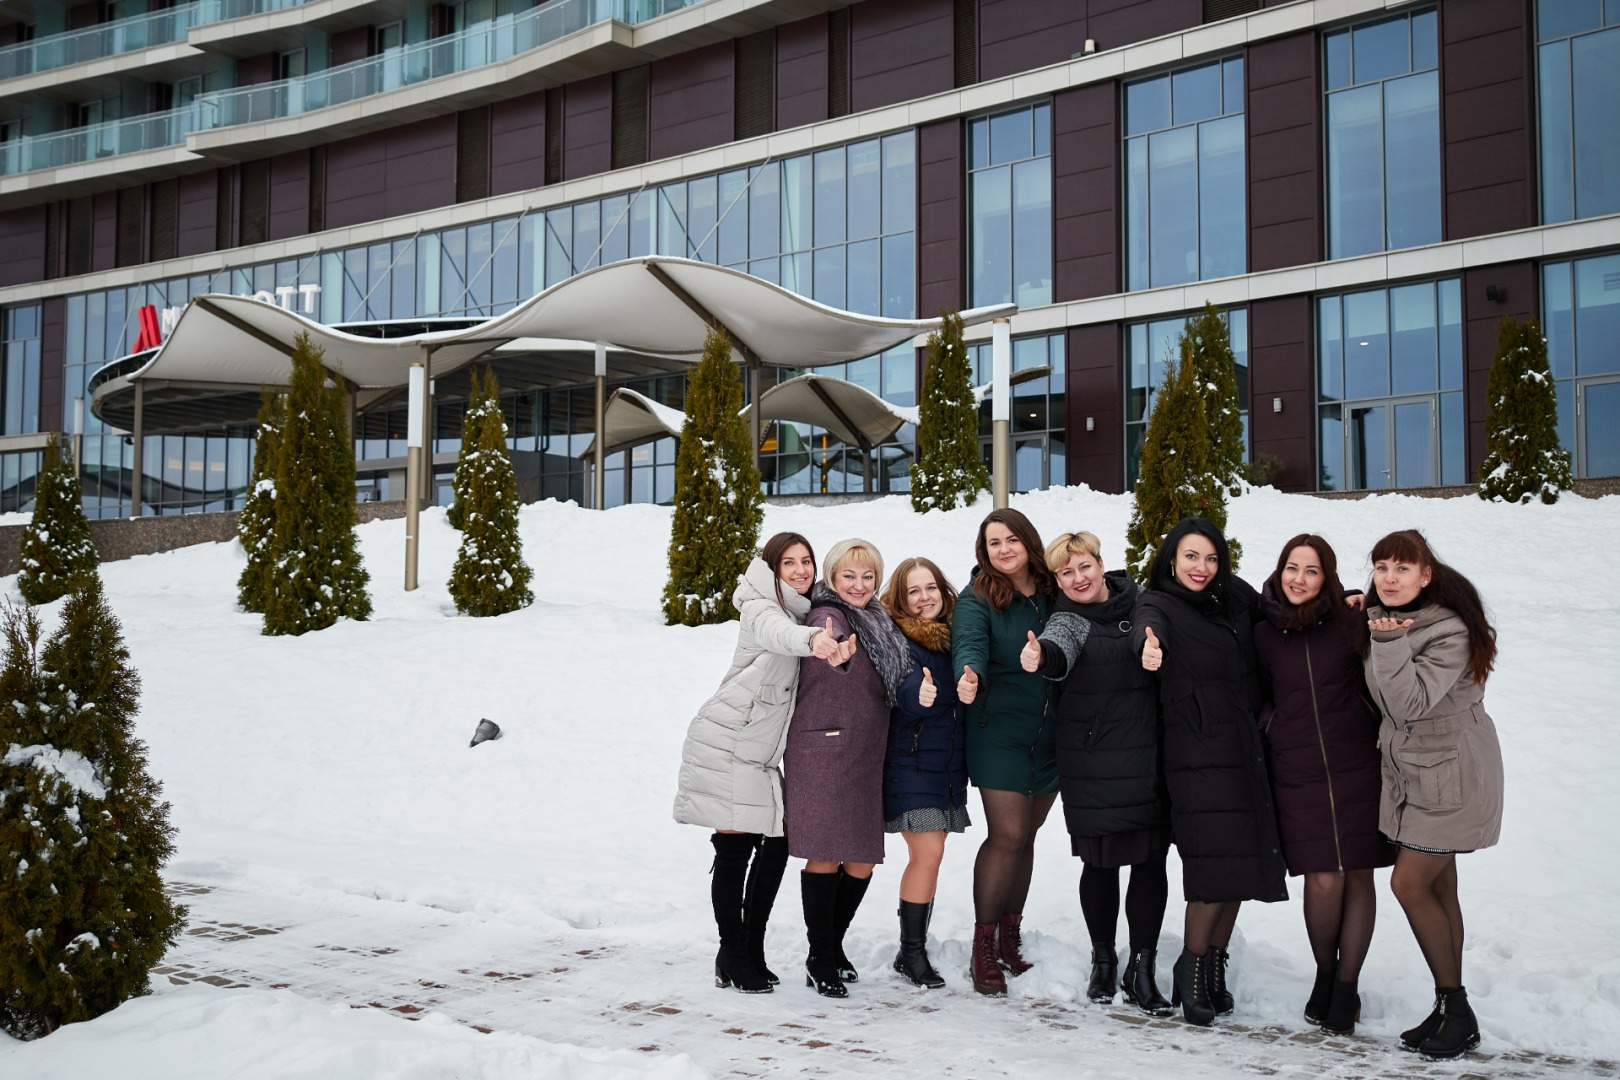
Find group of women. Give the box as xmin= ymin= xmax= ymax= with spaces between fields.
xmin=672 ymin=509 xmax=1504 ymax=1062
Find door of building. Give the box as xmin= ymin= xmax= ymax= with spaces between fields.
xmin=1578 ymin=376 xmax=1620 ymax=479
xmin=1346 ymin=394 xmax=1438 ymax=490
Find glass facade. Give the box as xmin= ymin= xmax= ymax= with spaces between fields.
xmin=969 ymin=102 xmax=1053 ymax=308
xmin=1 ymin=303 xmax=43 ymax=512
xmin=1537 ymin=0 xmax=1620 ymax=224
xmin=1317 ymin=279 xmax=1464 ymax=491
xmin=1125 ymin=57 xmax=1246 ymax=291
xmin=1324 ymin=9 xmax=1441 ymax=259
xmin=1124 ymin=310 xmax=1249 ymax=487
xmin=968 ymin=333 xmax=1067 ymax=492
xmin=1543 ymin=252 xmax=1620 ymax=478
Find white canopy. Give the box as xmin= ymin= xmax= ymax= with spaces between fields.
xmin=579 ymin=388 xmax=687 ymax=458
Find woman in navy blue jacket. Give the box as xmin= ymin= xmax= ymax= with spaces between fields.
xmin=880 ymin=556 xmax=969 ymax=989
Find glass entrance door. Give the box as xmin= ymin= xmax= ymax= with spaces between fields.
xmin=1344 ymin=395 xmax=1439 ymax=490
xmin=1392 ymin=398 xmax=1435 ymax=488
xmin=1580 ymin=377 xmax=1620 ymax=478
xmin=1349 ymin=404 xmax=1388 ymax=489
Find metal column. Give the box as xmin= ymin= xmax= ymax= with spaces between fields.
xmin=991 ymin=318 xmax=1011 ymax=509
xmin=404 ymin=361 xmax=426 ymax=591
xmin=748 ymin=360 xmax=762 ymax=473
xmin=73 ymin=396 xmax=85 ymax=471
xmin=418 ymin=345 xmax=434 ymax=506
xmin=593 ymin=341 xmax=606 ymax=510
xmin=130 ymin=379 xmax=144 ymax=518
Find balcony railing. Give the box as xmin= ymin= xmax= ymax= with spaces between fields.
xmin=193 ymin=0 xmax=704 ymax=129
xmin=0 ymin=104 xmax=198 ymax=175
xmin=0 ymin=0 xmax=308 ymax=83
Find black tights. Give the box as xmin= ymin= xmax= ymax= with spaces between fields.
xmin=1078 ymin=855 xmax=1169 ymax=951
xmin=1303 ymin=869 xmax=1377 ymax=980
xmin=1390 ymin=850 xmax=1464 ymax=988
xmin=972 ymin=789 xmax=1057 ymax=924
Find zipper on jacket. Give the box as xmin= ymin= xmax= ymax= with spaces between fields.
xmin=1303 ymin=637 xmax=1345 ymax=873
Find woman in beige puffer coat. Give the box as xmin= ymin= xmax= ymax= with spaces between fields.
xmin=673 ymin=532 xmax=852 ymax=995
xmin=1363 ymin=529 xmax=1503 ymax=1063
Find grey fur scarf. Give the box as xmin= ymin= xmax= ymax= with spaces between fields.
xmin=809 ymin=581 xmax=913 ymax=707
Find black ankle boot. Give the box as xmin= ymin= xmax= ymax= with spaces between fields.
xmin=893 ymin=900 xmax=945 ymax=989
xmin=831 ymin=869 xmax=871 ymax=982
xmin=1122 ymin=948 xmax=1174 ymax=1016
xmin=743 ymin=836 xmax=788 ymax=987
xmin=1399 ymin=994 xmax=1444 ymax=1051
xmin=801 ymin=870 xmax=847 ymax=998
xmin=1207 ymin=946 xmax=1234 ymax=1015
xmin=710 ymin=834 xmax=770 ymax=993
xmin=1087 ymin=943 xmax=1119 ymax=1003
xmin=1320 ymin=977 xmax=1360 ymax=1035
xmin=1170 ymin=948 xmax=1215 ymax=1026
xmin=1303 ymin=966 xmax=1336 ymax=1025
xmin=1417 ymin=987 xmax=1480 ymax=1060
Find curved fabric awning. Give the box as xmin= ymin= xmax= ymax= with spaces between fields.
xmin=579 ymin=388 xmax=687 ymax=458
xmin=747 ymin=374 xmax=916 ymax=451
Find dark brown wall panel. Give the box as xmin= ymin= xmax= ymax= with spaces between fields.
xmin=330 ymin=27 xmax=370 ymax=66
xmin=1248 ymin=295 xmax=1315 ymax=491
xmin=0 ymin=206 xmax=46 ymax=288
xmin=91 ymin=191 xmax=117 ymax=273
xmin=650 ymin=42 xmax=733 ymax=161
xmin=776 ymin=13 xmax=829 ymax=130
xmin=177 ymin=171 xmax=217 ymax=256
xmin=41 ymin=296 xmax=65 ymax=435
xmin=491 ymin=90 xmax=548 ymax=196
xmin=324 ymin=116 xmax=458 ymax=230
xmin=978 ymin=0 xmax=1089 ymax=81
xmin=236 ymin=53 xmax=275 ymax=86
xmin=1067 ymin=323 xmax=1124 ymax=493
xmin=1463 ymin=261 xmax=1538 ymax=477
xmin=850 ymin=0 xmax=953 ymax=114
xmin=1054 ymin=82 xmax=1119 ymax=302
xmin=1441 ymin=0 xmax=1536 ymax=240
xmin=1248 ymin=31 xmax=1321 ymax=272
xmin=563 ymin=75 xmax=612 ymax=181
xmin=918 ymin=117 xmax=963 ymax=317
xmin=268 ymin=150 xmax=310 ymax=241
xmin=1088 ymin=0 xmax=1201 ymax=52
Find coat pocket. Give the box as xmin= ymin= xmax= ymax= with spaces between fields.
xmin=1395 ymin=746 xmax=1463 ymax=812
xmin=804 ymin=728 xmax=846 ymax=749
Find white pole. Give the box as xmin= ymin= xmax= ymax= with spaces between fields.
xmin=594 ymin=341 xmax=606 ymax=511
xmin=991 ymin=318 xmax=1011 ymax=509
xmin=73 ymin=396 xmax=85 ymax=469
xmin=405 ymin=361 xmax=425 ymax=591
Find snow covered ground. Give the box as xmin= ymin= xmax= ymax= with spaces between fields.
xmin=4 ymin=486 xmax=1620 ymax=1079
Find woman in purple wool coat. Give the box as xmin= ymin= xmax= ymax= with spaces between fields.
xmin=1254 ymin=534 xmax=1392 ymax=1036
xmin=783 ymin=538 xmax=914 ymax=999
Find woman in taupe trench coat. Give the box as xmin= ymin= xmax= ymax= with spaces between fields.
xmin=1363 ymin=529 xmax=1503 ymax=1064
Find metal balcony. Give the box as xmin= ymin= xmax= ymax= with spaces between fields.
xmin=0 ymin=103 xmax=198 ymax=175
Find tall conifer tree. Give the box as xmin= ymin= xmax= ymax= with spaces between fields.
xmin=1478 ymin=318 xmax=1573 ymax=504
xmin=262 ymin=333 xmax=372 ymax=635
xmin=1184 ymin=303 xmax=1247 ymax=497
xmin=448 ymin=369 xmax=534 ymax=616
xmin=0 ymin=579 xmax=184 ymax=1039
xmin=662 ymin=326 xmax=763 ymax=626
xmin=910 ymin=311 xmax=988 ymax=512
xmin=235 ymin=391 xmax=284 ymax=614
xmin=16 ymin=433 xmax=99 ymax=605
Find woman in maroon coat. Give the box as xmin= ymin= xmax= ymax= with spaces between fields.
xmin=1254 ymin=534 xmax=1393 ymax=1035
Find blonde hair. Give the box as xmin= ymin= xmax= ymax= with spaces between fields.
xmin=823 ymin=538 xmax=884 ymax=586
xmin=1044 ymin=530 xmax=1104 ymax=574
xmin=881 ymin=557 xmax=957 ymax=623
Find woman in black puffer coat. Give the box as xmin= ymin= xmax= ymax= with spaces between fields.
xmin=1027 ymin=531 xmax=1172 ymax=1018
xmin=880 ymin=556 xmax=969 ymax=990
xmin=1254 ymin=534 xmax=1393 ymax=1036
xmin=1131 ymin=517 xmax=1287 ymax=1028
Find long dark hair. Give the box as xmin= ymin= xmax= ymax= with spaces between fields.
xmin=1269 ymin=533 xmax=1367 ymax=657
xmin=882 ymin=556 xmax=958 ymax=624
xmin=1368 ymin=529 xmax=1496 ymax=683
xmin=1146 ymin=517 xmax=1232 ymax=593
xmin=972 ymin=508 xmax=1057 ymax=611
xmin=761 ymin=531 xmax=815 ymax=609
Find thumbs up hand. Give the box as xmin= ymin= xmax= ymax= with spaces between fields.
xmin=1141 ymin=627 xmax=1163 ymax=672
xmin=1020 ymin=630 xmax=1043 ymax=673
xmin=919 ymin=667 xmax=938 ymax=708
xmin=810 ymin=617 xmax=841 ymax=660
xmin=957 ymin=664 xmax=980 ymax=705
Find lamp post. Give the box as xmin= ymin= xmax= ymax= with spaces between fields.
xmin=991 ymin=317 xmax=1011 ymax=509
xmin=405 ymin=360 xmax=425 ymax=591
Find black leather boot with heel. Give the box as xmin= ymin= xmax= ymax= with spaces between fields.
xmin=831 ymin=868 xmax=871 ymax=982
xmin=710 ymin=834 xmax=771 ymax=993
xmin=893 ymin=900 xmax=946 ymax=989
xmin=742 ymin=835 xmax=788 ymax=987
xmin=801 ymin=870 xmax=847 ymax=998
xmin=1207 ymin=946 xmax=1235 ymax=1015
xmin=1303 ymin=966 xmax=1336 ymax=1025
xmin=1170 ymin=948 xmax=1215 ymax=1026
xmin=1320 ymin=977 xmax=1360 ymax=1035
xmin=1087 ymin=943 xmax=1119 ymax=1003
xmin=1417 ymin=987 xmax=1481 ymax=1060
xmin=1121 ymin=948 xmax=1173 ymax=1016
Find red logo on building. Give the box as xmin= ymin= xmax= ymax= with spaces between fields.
xmin=132 ymin=304 xmax=163 ymax=352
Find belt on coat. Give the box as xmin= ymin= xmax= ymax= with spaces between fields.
xmin=1388 ymin=702 xmax=1485 ymax=739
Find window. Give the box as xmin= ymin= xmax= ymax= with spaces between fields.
xmin=1544 ymin=253 xmax=1620 ymax=478
xmin=1537 ymin=0 xmax=1620 ymax=223
xmin=1125 ymin=57 xmax=1246 ymax=291
xmin=1317 ymin=279 xmax=1464 ymax=491
xmin=1324 ymin=9 xmax=1441 ymax=259
xmin=1 ymin=304 xmax=42 ymax=438
xmin=965 ymin=332 xmax=1067 ymax=493
xmin=1125 ymin=310 xmax=1248 ymax=487
xmin=278 ymin=50 xmax=306 ymax=80
xmin=968 ymin=102 xmax=1052 ymax=308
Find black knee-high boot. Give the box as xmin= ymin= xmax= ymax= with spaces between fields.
xmin=832 ymin=868 xmax=872 ymax=982
xmin=710 ymin=834 xmax=771 ymax=993
xmin=802 ymin=870 xmax=847 ymax=997
xmin=743 ymin=836 xmax=788 ymax=986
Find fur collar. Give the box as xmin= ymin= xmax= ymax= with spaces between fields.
xmin=894 ymin=612 xmax=951 ymax=654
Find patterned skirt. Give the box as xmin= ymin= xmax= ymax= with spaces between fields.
xmin=885 ymin=804 xmax=972 ymax=834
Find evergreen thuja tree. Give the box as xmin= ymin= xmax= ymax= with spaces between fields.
xmin=263 ymin=332 xmax=372 ymax=635
xmin=910 ymin=311 xmax=989 ymax=512
xmin=448 ymin=369 xmax=534 ymax=616
xmin=235 ymin=391 xmax=284 ymax=614
xmin=16 ymin=433 xmax=99 ymax=605
xmin=1185 ymin=303 xmax=1247 ymax=497
xmin=1478 ymin=318 xmax=1573 ymax=505
xmin=662 ymin=325 xmax=763 ymax=626
xmin=0 ymin=578 xmax=184 ymax=1040
xmin=1125 ymin=345 xmax=1237 ymax=580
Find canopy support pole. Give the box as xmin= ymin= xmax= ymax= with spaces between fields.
xmin=748 ymin=361 xmax=762 ymax=475
xmin=405 ymin=356 xmax=427 ymax=592
xmin=130 ymin=378 xmax=144 ymax=518
xmin=419 ymin=345 xmax=434 ymax=507
xmin=991 ymin=318 xmax=1011 ymax=510
xmin=803 ymin=377 xmax=874 ymax=495
xmin=594 ymin=342 xmax=607 ymax=510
